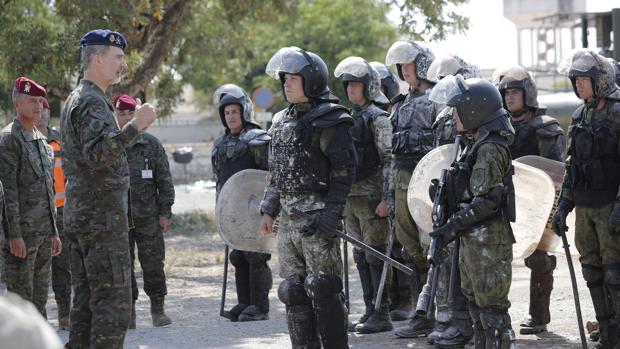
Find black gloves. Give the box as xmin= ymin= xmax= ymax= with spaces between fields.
xmin=428 ymin=178 xmax=439 ymax=201
xmin=609 ymin=201 xmax=620 ymax=235
xmin=551 ymin=200 xmax=573 ymax=237
xmin=428 ymin=221 xmax=457 ymax=244
xmin=300 ymin=206 xmax=341 ymax=240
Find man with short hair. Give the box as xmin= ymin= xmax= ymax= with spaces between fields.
xmin=0 ymin=77 xmax=62 ymax=316
xmin=385 ymin=40 xmax=440 ymax=338
xmin=260 ymin=46 xmax=356 ymax=348
xmin=36 ymin=98 xmax=72 ymax=330
xmin=334 ymin=56 xmax=393 ymax=334
xmin=61 ymin=29 xmax=156 ymax=348
xmin=553 ymin=49 xmax=620 ymax=349
xmin=114 ymin=94 xmax=175 ymax=328
xmin=211 ymin=84 xmax=272 ymax=322
xmin=497 ymin=66 xmax=564 ymax=336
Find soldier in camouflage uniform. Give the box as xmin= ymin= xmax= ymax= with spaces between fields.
xmin=259 ymin=46 xmax=356 ymax=349
xmin=552 ymin=49 xmax=620 ymax=349
xmin=369 ymin=61 xmax=401 ymax=112
xmin=113 ymin=94 xmax=175 ymax=328
xmin=0 ymin=77 xmax=62 ymax=316
xmin=61 ymin=29 xmax=157 ymax=348
xmin=426 ymin=54 xmax=480 ymax=348
xmin=429 ymin=76 xmax=517 ymax=349
xmin=385 ymin=40 xmax=440 ymax=337
xmin=497 ymin=66 xmax=565 ymax=336
xmin=36 ymin=98 xmax=72 ymax=329
xmin=211 ymin=84 xmax=272 ymax=322
xmin=0 ymin=180 xmax=5 ymax=294
xmin=334 ymin=57 xmax=393 ymax=334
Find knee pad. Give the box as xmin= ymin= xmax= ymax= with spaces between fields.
xmin=304 ymin=273 xmax=342 ymax=300
xmin=524 ymin=250 xmax=556 ymax=274
xmin=582 ymin=265 xmax=605 ymax=289
xmin=229 ymin=250 xmax=245 ymax=267
xmin=245 ymin=252 xmax=271 ymax=265
xmin=353 ymin=248 xmax=367 ymax=266
xmin=278 ymin=277 xmax=311 ymax=306
xmin=604 ymin=264 xmax=620 ymax=288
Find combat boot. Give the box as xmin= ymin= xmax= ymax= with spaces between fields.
xmin=433 ymin=324 xmax=473 ymax=349
xmin=239 ymin=259 xmax=272 ymax=322
xmin=57 ymin=299 xmax=71 ymax=330
xmin=355 ymin=304 xmax=393 ymax=334
xmin=150 ymin=296 xmax=172 ymax=327
xmin=128 ymin=300 xmax=136 ymax=329
xmin=348 ymin=298 xmax=372 ymax=332
xmin=394 ymin=314 xmax=434 ymax=338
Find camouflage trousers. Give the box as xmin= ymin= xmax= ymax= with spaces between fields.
xmin=574 ymin=202 xmax=620 ymax=267
xmin=394 ymin=168 xmax=426 ymax=271
xmin=459 ymin=228 xmax=513 ymax=309
xmin=277 ymin=209 xmax=343 ymax=281
xmin=1 ymin=234 xmax=52 ymax=316
xmin=129 ymin=218 xmax=167 ymax=301
xmin=345 ymin=195 xmax=389 ymax=247
xmin=435 ymin=241 xmax=472 ymax=333
xmin=52 ymin=207 xmax=72 ymax=304
xmin=67 ymin=230 xmax=131 ymax=349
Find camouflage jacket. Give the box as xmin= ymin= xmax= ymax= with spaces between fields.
xmin=349 ymin=103 xmax=392 ymax=199
xmin=0 ymin=180 xmax=7 ymax=240
xmin=0 ymin=119 xmax=56 ymax=238
xmin=126 ymin=132 xmax=175 ymax=220
xmin=60 ymin=79 xmax=139 ymax=234
xmin=510 ymin=109 xmax=565 ymax=161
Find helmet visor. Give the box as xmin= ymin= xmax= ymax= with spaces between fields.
xmin=429 ymin=75 xmax=466 ymax=105
xmin=212 ymin=84 xmax=249 ymax=105
xmin=385 ymin=40 xmax=421 ymax=66
xmin=265 ymin=46 xmax=311 ymax=79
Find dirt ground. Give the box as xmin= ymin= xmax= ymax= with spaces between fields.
xmin=47 ymin=198 xmax=596 ymax=348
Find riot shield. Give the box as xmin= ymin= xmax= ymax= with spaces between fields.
xmin=408 ymin=145 xmax=557 ymax=259
xmin=215 ymin=169 xmax=277 ymax=254
xmin=515 ymin=155 xmax=577 ymax=256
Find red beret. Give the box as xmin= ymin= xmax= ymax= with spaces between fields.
xmin=42 ymin=98 xmax=49 ymax=109
xmin=113 ymin=94 xmax=137 ymax=111
xmin=14 ymin=77 xmax=46 ymax=97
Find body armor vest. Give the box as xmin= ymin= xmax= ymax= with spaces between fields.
xmin=451 ymin=134 xmax=516 ymax=224
xmin=214 ymin=131 xmax=259 ymax=192
xmin=510 ymin=119 xmax=540 ymax=159
xmin=391 ymin=92 xmax=435 ymax=170
xmin=568 ymin=102 xmax=620 ymax=206
xmin=351 ymin=105 xmax=382 ymax=182
xmin=269 ymin=103 xmax=348 ymax=194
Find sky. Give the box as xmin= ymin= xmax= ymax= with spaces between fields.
xmin=389 ymin=0 xmax=620 ymax=70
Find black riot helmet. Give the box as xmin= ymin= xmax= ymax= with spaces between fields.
xmin=559 ymin=49 xmax=620 ymax=101
xmin=369 ymin=61 xmax=400 ymax=101
xmin=497 ymin=66 xmax=539 ymax=109
xmin=265 ymin=46 xmax=330 ymax=101
xmin=212 ymin=84 xmax=258 ymax=130
xmin=430 ymin=76 xmax=509 ymax=131
xmin=334 ymin=56 xmax=389 ymax=104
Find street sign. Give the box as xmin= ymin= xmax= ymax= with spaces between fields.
xmin=252 ymin=87 xmax=275 ymax=109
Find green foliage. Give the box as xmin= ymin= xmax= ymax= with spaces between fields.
xmin=182 ymin=0 xmax=399 ymax=112
xmin=0 ymin=0 xmax=468 ymax=123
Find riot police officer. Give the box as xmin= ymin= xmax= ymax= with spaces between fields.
xmin=334 ymin=57 xmax=393 ymax=334
xmin=259 ymin=46 xmax=356 ymax=349
xmin=212 ymin=84 xmax=272 ymax=322
xmin=385 ymin=40 xmax=440 ymax=338
xmin=497 ymin=66 xmax=564 ymax=336
xmin=369 ymin=61 xmax=401 ymax=111
xmin=553 ymin=49 xmax=620 ymax=348
xmin=425 ymin=53 xmax=480 ymax=348
xmin=429 ymin=76 xmax=517 ymax=349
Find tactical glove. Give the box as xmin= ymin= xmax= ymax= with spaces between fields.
xmin=608 ymin=201 xmax=620 ymax=235
xmin=428 ymin=221 xmax=457 ymax=244
xmin=300 ymin=207 xmax=341 ymax=240
xmin=551 ymin=200 xmax=573 ymax=237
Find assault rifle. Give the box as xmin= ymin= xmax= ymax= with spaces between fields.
xmin=416 ymin=135 xmax=461 ymax=317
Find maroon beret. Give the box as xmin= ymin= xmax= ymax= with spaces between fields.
xmin=14 ymin=77 xmax=46 ymax=97
xmin=113 ymin=94 xmax=137 ymax=111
